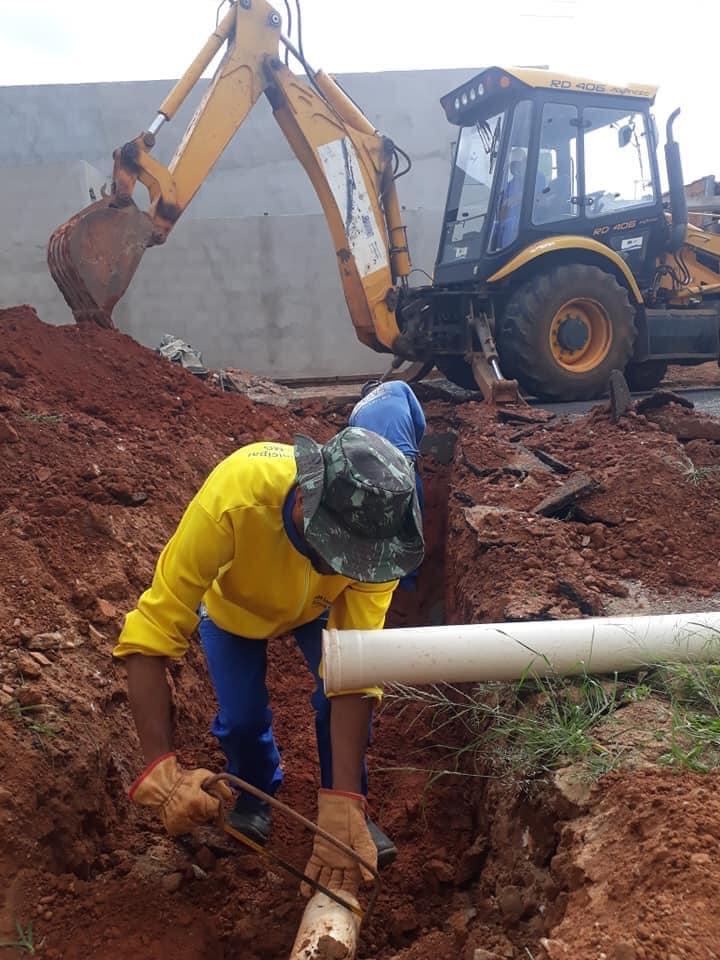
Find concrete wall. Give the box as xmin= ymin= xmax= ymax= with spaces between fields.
xmin=0 ymin=68 xmax=471 ymax=377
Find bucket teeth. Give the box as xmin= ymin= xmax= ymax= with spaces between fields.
xmin=47 ymin=198 xmax=154 ymax=327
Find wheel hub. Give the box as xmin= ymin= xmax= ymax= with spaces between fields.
xmin=549 ymin=297 xmax=612 ymax=373
xmin=555 ymin=314 xmax=589 ymax=352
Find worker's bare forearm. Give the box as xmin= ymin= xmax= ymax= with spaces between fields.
xmin=126 ymin=654 xmax=173 ymax=764
xmin=330 ymin=694 xmax=374 ymax=794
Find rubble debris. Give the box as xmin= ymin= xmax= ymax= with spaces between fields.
xmin=156 ymin=334 xmax=208 ymax=377
xmin=608 ymin=370 xmax=631 ymax=422
xmin=28 ymin=651 xmax=52 ymax=668
xmin=17 ymin=652 xmax=43 ymax=680
xmin=532 ymin=473 xmax=599 ymax=518
xmin=106 ymin=485 xmax=149 ymax=507
xmin=647 ymin=409 xmax=720 ymax=442
xmin=503 ymin=595 xmax=553 ymax=621
xmin=212 ymin=368 xmax=293 ymax=407
xmin=531 ymin=447 xmax=573 ymax=475
xmin=464 ymin=505 xmax=527 ymax=545
xmin=28 ymin=631 xmax=64 ymax=652
xmin=496 ymin=407 xmax=555 ymax=426
xmin=635 ymin=390 xmax=694 ymax=414
xmin=556 ymin=579 xmax=603 ymax=616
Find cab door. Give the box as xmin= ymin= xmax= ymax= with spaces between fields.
xmin=579 ymin=105 xmax=664 ymax=285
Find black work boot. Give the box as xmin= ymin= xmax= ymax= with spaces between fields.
xmin=367 ymin=818 xmax=397 ymax=869
xmin=227 ymin=797 xmax=272 ymax=847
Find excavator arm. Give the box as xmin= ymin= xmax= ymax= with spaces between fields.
xmin=48 ymin=0 xmax=411 ymax=352
xmin=48 ymin=0 xmax=521 ymax=403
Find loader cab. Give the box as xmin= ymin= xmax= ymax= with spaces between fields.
xmin=435 ymin=68 xmax=664 ymax=289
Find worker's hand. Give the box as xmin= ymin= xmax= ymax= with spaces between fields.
xmin=128 ymin=753 xmax=232 ymax=836
xmin=301 ymin=789 xmax=377 ymax=898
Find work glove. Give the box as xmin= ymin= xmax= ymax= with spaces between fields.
xmin=301 ymin=789 xmax=377 ymax=898
xmin=128 ymin=753 xmax=232 ymax=836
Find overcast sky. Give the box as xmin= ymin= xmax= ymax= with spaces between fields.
xmin=1 ymin=0 xmax=717 ymax=184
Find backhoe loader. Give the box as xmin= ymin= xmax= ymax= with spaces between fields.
xmin=48 ymin=0 xmax=720 ymax=402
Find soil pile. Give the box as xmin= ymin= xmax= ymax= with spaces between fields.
xmin=441 ymin=396 xmax=720 ymax=625
xmin=545 ymin=768 xmax=720 ymax=960
xmin=3 ymin=305 xmax=720 ymax=959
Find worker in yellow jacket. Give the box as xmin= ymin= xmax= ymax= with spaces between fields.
xmin=114 ymin=427 xmax=424 ymax=896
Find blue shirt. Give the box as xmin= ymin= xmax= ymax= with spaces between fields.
xmin=349 ymin=381 xmax=426 ymax=459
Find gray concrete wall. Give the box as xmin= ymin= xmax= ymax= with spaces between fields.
xmin=0 ymin=68 xmax=471 ymax=377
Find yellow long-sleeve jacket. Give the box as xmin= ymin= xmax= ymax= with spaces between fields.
xmin=113 ymin=442 xmax=397 ymax=696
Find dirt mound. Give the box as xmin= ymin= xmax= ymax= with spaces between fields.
xmin=547 ymin=768 xmax=720 ymax=959
xmin=666 ymin=361 xmax=720 ymax=389
xmin=443 ymin=398 xmax=720 ymax=624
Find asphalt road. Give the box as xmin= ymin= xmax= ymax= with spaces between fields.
xmin=535 ymin=388 xmax=720 ymax=419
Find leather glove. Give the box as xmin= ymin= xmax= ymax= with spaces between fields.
xmin=301 ymin=789 xmax=377 ymax=898
xmin=128 ymin=753 xmax=231 ymax=836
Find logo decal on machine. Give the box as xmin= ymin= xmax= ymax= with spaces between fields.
xmin=621 ymin=236 xmax=643 ymax=252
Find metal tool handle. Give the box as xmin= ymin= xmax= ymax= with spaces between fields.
xmin=203 ymin=772 xmax=380 ymax=923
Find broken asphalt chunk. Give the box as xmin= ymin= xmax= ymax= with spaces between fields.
xmin=609 ymin=369 xmax=632 ymax=422
xmin=532 ymin=473 xmax=599 ymax=518
xmin=556 ymin=579 xmax=604 ymax=616
xmin=107 ymin=486 xmax=148 ymax=507
xmin=497 ymin=408 xmax=555 ymax=426
xmin=531 ymin=447 xmax=573 ymax=475
xmin=635 ymin=390 xmax=694 ymax=414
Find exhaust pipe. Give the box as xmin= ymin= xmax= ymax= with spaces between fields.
xmin=664 ymin=108 xmax=688 ymax=253
xmin=322 ymin=612 xmax=720 ymax=694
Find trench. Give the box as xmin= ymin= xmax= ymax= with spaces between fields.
xmin=360 ymin=435 xmax=574 ymax=960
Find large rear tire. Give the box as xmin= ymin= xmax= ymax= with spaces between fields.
xmin=386 ymin=360 xmax=435 ymax=383
xmin=498 ymin=264 xmax=636 ymax=401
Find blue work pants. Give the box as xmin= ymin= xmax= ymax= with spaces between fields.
xmin=198 ymin=612 xmax=369 ymax=811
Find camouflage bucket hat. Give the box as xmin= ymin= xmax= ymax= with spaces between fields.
xmin=294 ymin=427 xmax=425 ymax=583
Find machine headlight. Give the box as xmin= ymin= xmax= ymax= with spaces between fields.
xmin=477 ymin=83 xmax=484 ymax=96
xmin=469 ymin=87 xmax=476 ymax=101
xmin=454 ymin=96 xmax=461 ymax=110
xmin=461 ymin=92 xmax=468 ymax=106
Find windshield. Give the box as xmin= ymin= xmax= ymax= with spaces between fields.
xmin=583 ymin=107 xmax=655 ymax=217
xmin=440 ymin=111 xmax=505 ymax=264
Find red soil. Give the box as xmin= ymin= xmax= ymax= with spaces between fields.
xmin=2 ymin=305 xmax=720 ymax=960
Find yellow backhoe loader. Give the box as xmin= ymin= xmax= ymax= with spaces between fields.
xmin=48 ymin=0 xmax=720 ymax=402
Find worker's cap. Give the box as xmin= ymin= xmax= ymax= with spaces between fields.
xmin=294 ymin=427 xmax=424 ymax=583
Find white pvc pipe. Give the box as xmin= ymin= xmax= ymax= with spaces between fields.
xmin=289 ymin=892 xmax=360 ymax=959
xmin=322 ymin=612 xmax=720 ymax=694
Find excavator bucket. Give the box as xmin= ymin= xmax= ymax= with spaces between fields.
xmin=47 ymin=198 xmax=154 ymax=328
xmin=470 ymin=354 xmax=522 ymax=406
xmin=470 ymin=315 xmax=522 ymax=405
xmin=488 ymin=376 xmax=522 ymax=405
